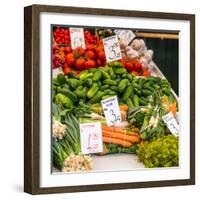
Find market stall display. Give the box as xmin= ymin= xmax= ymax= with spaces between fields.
xmin=51 ymin=26 xmax=179 ymax=173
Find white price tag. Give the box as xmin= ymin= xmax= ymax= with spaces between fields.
xmin=101 ymin=96 xmax=122 ymax=126
xmin=69 ymin=27 xmax=85 ymax=49
xmin=114 ymin=29 xmax=136 ymax=44
xmin=102 ymin=35 xmax=122 ymax=63
xmin=52 ymin=67 xmax=64 ymax=78
xmin=80 ymin=122 xmax=103 ymax=154
xmin=162 ymin=112 xmax=179 ymax=136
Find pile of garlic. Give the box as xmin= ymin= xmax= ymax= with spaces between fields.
xmin=52 ymin=120 xmax=66 ymax=140
xmin=62 ymin=154 xmax=93 ymax=172
xmin=120 ymin=37 xmax=154 ymax=72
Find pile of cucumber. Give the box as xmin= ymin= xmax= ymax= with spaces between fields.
xmin=52 ymin=61 xmax=174 ymax=109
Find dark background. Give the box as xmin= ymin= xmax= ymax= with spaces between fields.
xmin=144 ymin=38 xmax=179 ymax=95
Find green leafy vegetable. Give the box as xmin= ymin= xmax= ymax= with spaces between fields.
xmin=137 ymin=135 xmax=179 ymax=168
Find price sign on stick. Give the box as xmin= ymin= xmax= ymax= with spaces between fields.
xmin=69 ymin=27 xmax=85 ymax=49
xmin=114 ymin=29 xmax=136 ymax=45
xmin=103 ymin=35 xmax=122 ymax=62
xmin=162 ymin=112 xmax=179 ymax=136
xmin=101 ymin=96 xmax=122 ymax=126
xmin=80 ymin=122 xmax=103 ymax=154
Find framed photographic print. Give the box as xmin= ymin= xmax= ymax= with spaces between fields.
xmin=24 ymin=4 xmax=195 ymax=194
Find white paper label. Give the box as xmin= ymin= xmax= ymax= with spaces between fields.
xmin=69 ymin=27 xmax=85 ymax=49
xmin=101 ymin=96 xmax=122 ymax=126
xmin=102 ymin=35 xmax=122 ymax=62
xmin=114 ymin=29 xmax=136 ymax=44
xmin=162 ymin=112 xmax=179 ymax=136
xmin=80 ymin=122 xmax=103 ymax=154
xmin=52 ymin=67 xmax=64 ymax=78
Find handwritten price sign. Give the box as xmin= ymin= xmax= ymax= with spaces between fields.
xmin=103 ymin=35 xmax=122 ymax=63
xmin=114 ymin=29 xmax=136 ymax=45
xmin=101 ymin=96 xmax=122 ymax=126
xmin=69 ymin=27 xmax=86 ymax=49
xmin=162 ymin=112 xmax=179 ymax=136
xmin=80 ymin=122 xmax=103 ymax=154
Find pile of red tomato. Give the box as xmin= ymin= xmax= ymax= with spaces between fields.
xmin=52 ymin=27 xmax=150 ymax=77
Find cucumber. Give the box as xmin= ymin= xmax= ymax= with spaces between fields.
xmin=87 ymin=83 xmax=99 ymax=99
xmin=57 ymin=88 xmax=78 ymax=103
xmin=101 ymin=70 xmax=111 ymax=79
xmin=67 ymin=78 xmax=83 ymax=89
xmin=118 ymin=79 xmax=130 ymax=93
xmin=78 ymin=70 xmax=88 ymax=80
xmin=104 ymin=89 xmax=113 ymax=95
xmin=142 ymin=89 xmax=152 ymax=96
xmin=133 ymin=95 xmax=139 ymax=107
xmin=109 ymin=67 xmax=116 ymax=79
xmin=114 ymin=67 xmax=127 ymax=74
xmin=122 ymin=83 xmax=134 ymax=100
xmin=102 ymin=95 xmax=114 ymax=100
xmin=78 ymin=98 xmax=86 ymax=105
xmin=62 ymin=84 xmax=70 ymax=90
xmin=88 ymin=68 xmax=98 ymax=73
xmin=88 ymin=91 xmax=104 ymax=104
xmin=80 ymin=72 xmax=94 ymax=81
xmin=126 ymin=98 xmax=134 ymax=109
xmin=93 ymin=70 xmax=102 ymax=81
xmin=85 ymin=78 xmax=93 ymax=87
xmin=74 ymin=86 xmax=84 ymax=97
xmin=102 ymin=79 xmax=117 ymax=86
xmin=110 ymin=86 xmax=118 ymax=92
xmin=57 ymin=74 xmax=66 ymax=85
xmin=55 ymin=93 xmax=73 ymax=108
xmin=100 ymin=85 xmax=109 ymax=90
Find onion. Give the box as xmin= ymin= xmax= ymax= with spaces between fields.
xmin=144 ymin=50 xmax=154 ymax=62
xmin=130 ymin=39 xmax=141 ymax=50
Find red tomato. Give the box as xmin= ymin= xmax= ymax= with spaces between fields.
xmin=97 ymin=59 xmax=102 ymax=66
xmin=65 ymin=46 xmax=72 ymax=54
xmin=65 ymin=53 xmax=75 ymax=67
xmin=71 ymin=70 xmax=79 ymax=76
xmin=84 ymin=60 xmax=96 ymax=69
xmin=86 ymin=44 xmax=95 ymax=50
xmin=73 ymin=47 xmax=85 ymax=57
xmin=134 ymin=61 xmax=142 ymax=71
xmin=86 ymin=50 xmax=96 ymax=60
xmin=63 ymin=66 xmax=71 ymax=75
xmin=130 ymin=71 xmax=139 ymax=76
xmin=97 ymin=51 xmax=105 ymax=61
xmin=75 ymin=58 xmax=86 ymax=70
xmin=142 ymin=69 xmax=150 ymax=77
xmin=124 ymin=62 xmax=134 ymax=72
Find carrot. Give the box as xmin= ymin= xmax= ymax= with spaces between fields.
xmin=168 ymin=102 xmax=177 ymax=116
xmin=92 ymin=106 xmax=103 ymax=113
xmin=92 ymin=105 xmax=128 ymax=113
xmin=102 ymin=125 xmax=139 ymax=136
xmin=119 ymin=105 xmax=129 ymax=111
xmin=102 ymin=130 xmax=140 ymax=143
xmin=102 ymin=136 xmax=132 ymax=147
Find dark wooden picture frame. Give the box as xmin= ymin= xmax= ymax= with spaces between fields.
xmin=24 ymin=4 xmax=195 ymax=195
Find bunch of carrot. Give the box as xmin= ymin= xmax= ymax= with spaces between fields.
xmin=102 ymin=125 xmax=140 ymax=148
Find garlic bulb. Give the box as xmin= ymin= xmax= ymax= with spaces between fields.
xmin=119 ymin=38 xmax=128 ymax=50
xmin=130 ymin=39 xmax=141 ymax=50
xmin=127 ymin=49 xmax=139 ymax=59
xmin=139 ymin=57 xmax=148 ymax=68
xmin=52 ymin=121 xmax=66 ymax=139
xmin=144 ymin=49 xmax=154 ymax=62
xmin=62 ymin=154 xmax=93 ymax=172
